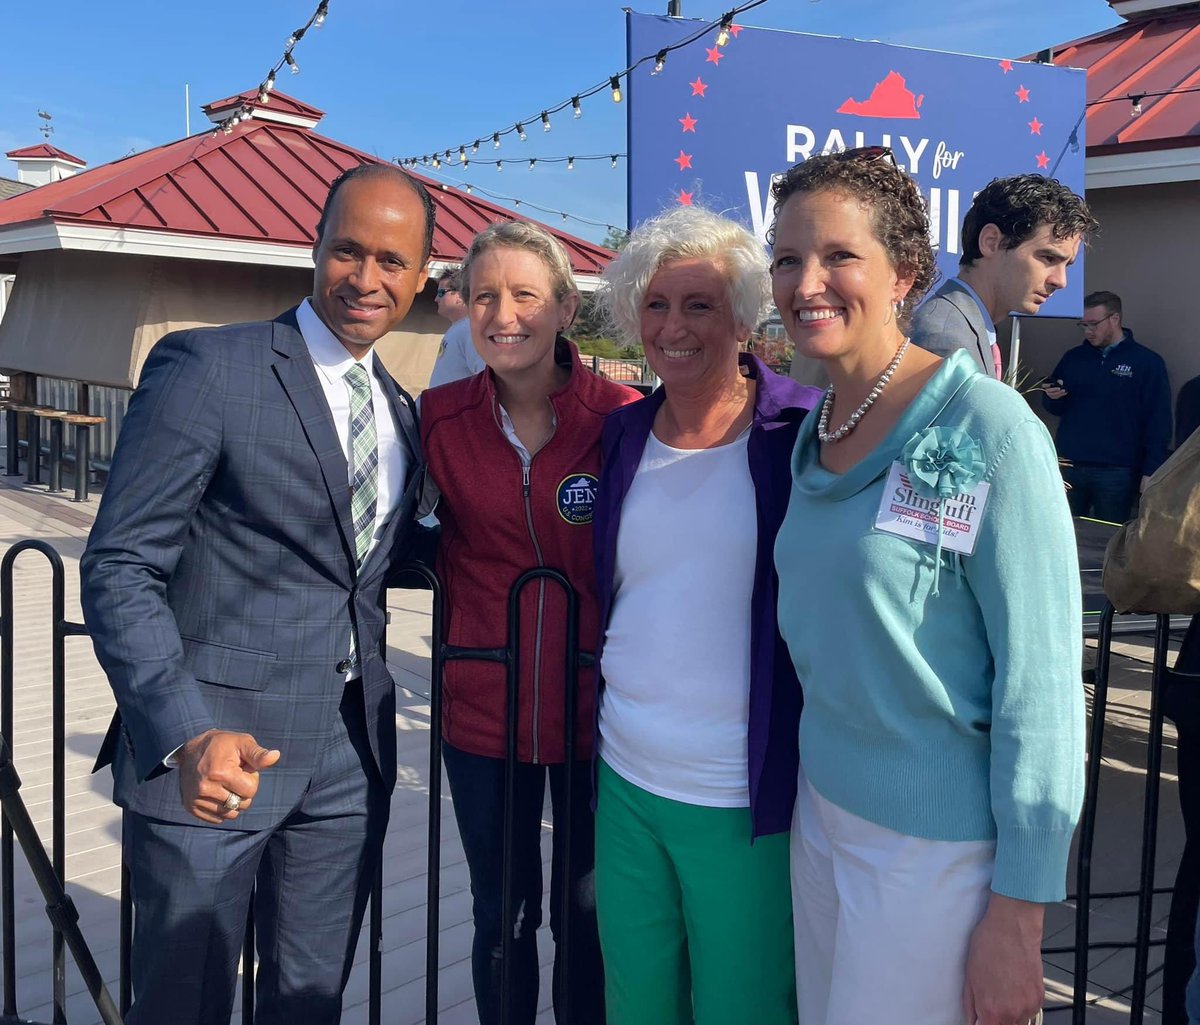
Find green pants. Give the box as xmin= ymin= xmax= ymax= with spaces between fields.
xmin=594 ymin=760 xmax=797 ymax=1025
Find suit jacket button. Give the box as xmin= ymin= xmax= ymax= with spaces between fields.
xmin=336 ymin=659 xmax=352 ymax=674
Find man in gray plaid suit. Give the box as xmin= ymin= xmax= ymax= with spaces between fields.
xmin=82 ymin=164 xmax=435 ymax=1025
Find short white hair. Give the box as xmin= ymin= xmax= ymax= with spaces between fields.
xmin=599 ymin=207 xmax=770 ymax=347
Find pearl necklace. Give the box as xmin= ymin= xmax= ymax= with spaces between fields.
xmin=817 ymin=338 xmax=910 ymax=443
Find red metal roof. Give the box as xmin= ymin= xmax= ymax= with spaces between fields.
xmin=202 ymin=89 xmax=325 ymax=122
xmin=1040 ymin=8 xmax=1200 ymax=154
xmin=5 ymin=143 xmax=87 ymax=166
xmin=0 ymin=90 xmax=614 ymax=275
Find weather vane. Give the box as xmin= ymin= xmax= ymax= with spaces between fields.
xmin=36 ymin=110 xmax=53 ymax=140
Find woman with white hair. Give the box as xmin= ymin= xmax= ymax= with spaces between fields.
xmin=591 ymin=206 xmax=821 ymax=1024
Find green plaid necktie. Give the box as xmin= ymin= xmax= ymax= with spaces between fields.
xmin=344 ymin=362 xmax=378 ymax=569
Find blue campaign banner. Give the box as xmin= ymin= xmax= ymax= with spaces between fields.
xmin=626 ymin=13 xmax=1089 ymax=317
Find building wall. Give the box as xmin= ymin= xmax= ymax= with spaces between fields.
xmin=1004 ymin=179 xmax=1200 ymax=444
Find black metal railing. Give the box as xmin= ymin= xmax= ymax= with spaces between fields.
xmin=0 ymin=540 xmax=120 ymax=1025
xmin=421 ymin=563 xmax=585 ymax=1025
xmin=0 ymin=545 xmax=589 ymax=1025
xmin=2 ymin=539 xmax=1190 ymax=1023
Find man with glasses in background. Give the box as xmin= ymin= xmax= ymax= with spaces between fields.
xmin=427 ymin=267 xmax=484 ymax=388
xmin=1042 ymin=290 xmax=1172 ymax=523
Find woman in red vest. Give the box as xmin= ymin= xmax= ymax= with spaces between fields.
xmin=420 ymin=221 xmax=638 ymax=1025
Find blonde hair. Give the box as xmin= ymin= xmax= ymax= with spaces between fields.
xmin=460 ymin=221 xmax=579 ymax=306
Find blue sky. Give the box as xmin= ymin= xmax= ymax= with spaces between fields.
xmin=0 ymin=0 xmax=1121 ymax=243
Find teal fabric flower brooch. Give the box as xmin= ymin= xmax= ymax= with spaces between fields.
xmin=900 ymin=427 xmax=986 ymax=595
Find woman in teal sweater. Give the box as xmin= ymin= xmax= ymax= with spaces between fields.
xmin=769 ymin=150 xmax=1085 ymax=1025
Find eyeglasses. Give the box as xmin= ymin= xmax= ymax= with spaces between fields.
xmin=435 ymin=288 xmax=457 ymax=299
xmin=834 ymin=145 xmax=898 ymax=169
xmin=1076 ymin=312 xmax=1115 ymax=330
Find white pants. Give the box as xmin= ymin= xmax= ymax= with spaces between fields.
xmin=791 ymin=768 xmax=995 ymax=1025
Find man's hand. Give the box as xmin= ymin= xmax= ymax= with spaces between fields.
xmin=1042 ymin=382 xmax=1068 ymax=401
xmin=175 ymin=729 xmax=281 ymax=824
xmin=963 ymin=893 xmax=1044 ymax=1025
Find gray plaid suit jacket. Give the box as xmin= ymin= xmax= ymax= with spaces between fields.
xmin=82 ymin=307 xmax=424 ymax=828
xmin=909 ymin=279 xmax=993 ymax=377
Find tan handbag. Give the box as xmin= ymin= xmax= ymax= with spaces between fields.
xmin=1103 ymin=429 xmax=1200 ymax=614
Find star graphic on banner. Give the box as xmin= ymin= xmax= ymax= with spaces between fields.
xmin=1029 ymin=117 xmax=1044 ymax=134
xmin=1036 ymin=151 xmax=1050 ymax=169
xmin=728 ymin=24 xmax=743 ymax=37
xmin=705 ymin=46 xmax=724 ymax=65
xmin=674 ymin=150 xmax=693 ymax=170
xmin=677 ymin=189 xmax=694 ymax=206
xmin=679 ymin=112 xmax=698 ymax=132
xmin=1016 ymin=85 xmax=1030 ymax=103
xmin=999 ymin=59 xmax=1014 ymax=73
xmin=690 ymin=77 xmax=708 ymax=97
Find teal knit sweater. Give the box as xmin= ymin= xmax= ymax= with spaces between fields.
xmin=775 ymin=351 xmax=1085 ymax=903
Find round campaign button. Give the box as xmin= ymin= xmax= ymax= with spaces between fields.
xmin=556 ymin=472 xmax=599 ymax=525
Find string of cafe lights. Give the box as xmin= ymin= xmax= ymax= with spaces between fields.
xmin=211 ymin=0 xmax=331 ymax=134
xmin=1049 ymin=83 xmax=1200 ymax=173
xmin=396 ymin=0 xmax=770 ymax=169
xmin=421 ymin=166 xmax=623 ymax=234
xmin=1084 ymin=85 xmax=1200 ymax=118
xmin=409 ymin=152 xmax=625 ymax=172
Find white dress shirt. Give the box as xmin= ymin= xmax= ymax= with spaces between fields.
xmin=296 ymin=298 xmax=408 ymax=561
xmin=298 ymin=298 xmax=409 ymax=676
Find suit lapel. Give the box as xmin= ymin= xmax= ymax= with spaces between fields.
xmin=270 ymin=312 xmax=357 ymax=572
xmin=359 ymin=361 xmax=424 ymax=576
xmin=372 ymin=359 xmax=421 ymax=471
xmin=945 ymin=283 xmax=993 ymax=375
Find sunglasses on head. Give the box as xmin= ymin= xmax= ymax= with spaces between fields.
xmin=833 ymin=145 xmax=899 ymax=168
xmin=435 ymin=287 xmax=457 ymax=298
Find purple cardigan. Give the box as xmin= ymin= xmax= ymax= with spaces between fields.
xmin=592 ymin=354 xmax=822 ymax=837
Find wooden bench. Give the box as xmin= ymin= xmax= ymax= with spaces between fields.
xmin=2 ymin=403 xmax=106 ymax=500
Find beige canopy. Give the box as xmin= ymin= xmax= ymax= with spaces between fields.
xmin=0 ymin=249 xmax=443 ymax=393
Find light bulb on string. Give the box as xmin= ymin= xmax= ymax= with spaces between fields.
xmin=572 ymin=96 xmax=582 ymax=119
xmin=285 ymin=53 xmax=300 ymax=75
xmin=652 ymin=50 xmax=667 ymax=75
xmin=472 ymin=140 xmax=480 ymax=154
xmin=610 ymin=77 xmax=623 ymax=103
xmin=567 ymin=157 xmax=575 ymax=170
xmin=516 ymin=122 xmax=527 ymax=141
xmin=493 ymin=132 xmax=501 ymax=149
xmin=716 ymin=16 xmax=732 ymax=46
xmin=497 ymin=161 xmax=503 ymax=172
xmin=611 ymin=155 xmax=618 ymax=168
xmin=529 ymin=159 xmax=536 ymax=169
xmin=314 ymin=2 xmax=328 ymax=27
xmin=1130 ymin=94 xmax=1144 ymax=117
xmin=541 ymin=111 xmax=551 ymax=132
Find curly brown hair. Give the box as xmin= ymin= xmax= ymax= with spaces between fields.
xmin=768 ymin=151 xmax=938 ymax=327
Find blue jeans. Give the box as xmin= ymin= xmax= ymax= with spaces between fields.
xmin=442 ymin=741 xmax=603 ymax=1025
xmin=1063 ymin=464 xmax=1139 ymax=524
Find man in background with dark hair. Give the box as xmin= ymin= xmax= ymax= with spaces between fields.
xmin=428 ymin=265 xmax=484 ymax=388
xmin=911 ymin=173 xmax=1098 ymax=379
xmin=1042 ymin=290 xmax=1171 ymax=523
xmin=82 ymin=162 xmax=434 ymax=1025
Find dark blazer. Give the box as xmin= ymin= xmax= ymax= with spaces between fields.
xmin=910 ymin=279 xmax=993 ymax=377
xmin=82 ymin=307 xmax=425 ymax=828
